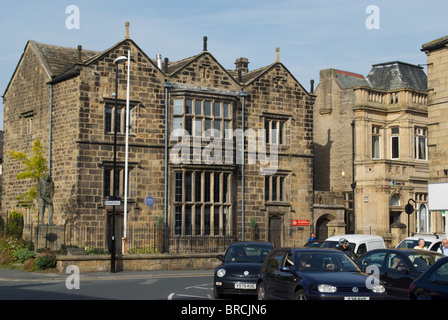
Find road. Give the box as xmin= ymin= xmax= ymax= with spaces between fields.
xmin=0 ymin=268 xmax=219 ymax=300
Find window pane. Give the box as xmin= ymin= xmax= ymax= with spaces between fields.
xmin=280 ymin=177 xmax=285 ymax=201
xmin=392 ymin=136 xmax=399 ymax=159
xmin=272 ymin=176 xmax=277 ymax=201
xmin=194 ymin=119 xmax=202 ymax=137
xmin=185 ymin=172 xmax=192 ymax=202
xmin=204 ymin=173 xmax=211 ymax=202
xmin=204 ymin=206 xmax=210 ymax=235
xmin=195 ymin=172 xmax=202 ymax=202
xmin=223 ymin=103 xmax=230 ymax=118
xmin=175 ymin=172 xmax=182 ymax=202
xmin=223 ymin=173 xmax=229 ymax=203
xmin=195 ymin=100 xmax=202 ymax=115
xmin=105 ymin=107 xmax=112 ymax=132
xmin=195 ymin=206 xmax=201 ymax=235
xmin=372 ymin=136 xmax=380 ymax=159
xmin=214 ymin=173 xmax=220 ymax=202
xmin=185 ymin=206 xmax=192 ymax=235
xmin=115 ymin=108 xmax=122 ymax=132
xmin=175 ymin=206 xmax=182 ymax=235
xmin=214 ymin=206 xmax=219 ymax=235
xmin=265 ymin=177 xmax=270 ymax=201
xmin=185 ymin=117 xmax=192 ymax=136
xmin=104 ymin=168 xmax=111 ymax=196
xmin=204 ymin=101 xmax=211 ymax=116
xmin=214 ymin=102 xmax=221 ymax=117
xmin=174 ymin=99 xmax=183 ymax=114
xmin=174 ymin=117 xmax=182 ymax=131
xmin=185 ymin=99 xmax=192 ymax=114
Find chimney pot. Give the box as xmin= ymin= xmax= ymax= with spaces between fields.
xmin=77 ymin=45 xmax=82 ymax=63
xmin=203 ymin=36 xmax=208 ymax=51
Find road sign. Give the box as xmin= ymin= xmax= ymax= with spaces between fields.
xmin=405 ymin=203 xmax=414 ymax=215
xmin=145 ymin=196 xmax=154 ymax=207
xmin=104 ymin=200 xmax=121 ymax=206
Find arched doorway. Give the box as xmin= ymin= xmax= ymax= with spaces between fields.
xmin=316 ymin=216 xmax=331 ymax=240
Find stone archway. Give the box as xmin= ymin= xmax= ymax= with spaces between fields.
xmin=316 ymin=216 xmax=330 ymax=240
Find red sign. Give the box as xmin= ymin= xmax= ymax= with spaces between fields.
xmin=292 ymin=219 xmax=309 ymax=226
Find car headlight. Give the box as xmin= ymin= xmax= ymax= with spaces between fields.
xmin=318 ymin=284 xmax=337 ymax=293
xmin=371 ymin=284 xmax=385 ymax=294
xmin=216 ymin=268 xmax=226 ymax=278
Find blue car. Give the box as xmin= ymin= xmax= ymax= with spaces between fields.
xmin=409 ymin=256 xmax=448 ymax=300
xmin=213 ymin=242 xmax=273 ymax=298
xmin=257 ymin=248 xmax=387 ymax=300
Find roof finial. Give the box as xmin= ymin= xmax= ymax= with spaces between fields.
xmin=125 ymin=21 xmax=130 ymax=39
xmin=275 ymin=47 xmax=280 ymax=62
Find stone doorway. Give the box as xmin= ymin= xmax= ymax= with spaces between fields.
xmin=316 ymin=216 xmax=330 ymax=240
xmin=268 ymin=216 xmax=282 ymax=248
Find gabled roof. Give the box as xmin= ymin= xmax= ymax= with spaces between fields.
xmin=422 ymin=34 xmax=448 ymax=52
xmin=366 ymin=61 xmax=427 ymax=91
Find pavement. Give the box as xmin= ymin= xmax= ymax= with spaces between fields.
xmin=0 ymin=268 xmax=214 ymax=283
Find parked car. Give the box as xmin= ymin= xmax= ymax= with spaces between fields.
xmin=409 ymin=256 xmax=448 ymax=300
xmin=355 ymin=248 xmax=444 ymax=299
xmin=304 ymin=240 xmax=324 ymax=248
xmin=257 ymin=248 xmax=387 ymax=300
xmin=322 ymin=234 xmax=385 ymax=257
xmin=395 ymin=234 xmax=445 ymax=252
xmin=213 ymin=241 xmax=273 ymax=298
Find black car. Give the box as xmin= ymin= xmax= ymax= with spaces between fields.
xmin=355 ymin=248 xmax=444 ymax=299
xmin=409 ymin=256 xmax=448 ymax=300
xmin=213 ymin=241 xmax=273 ymax=298
xmin=257 ymin=248 xmax=387 ymax=300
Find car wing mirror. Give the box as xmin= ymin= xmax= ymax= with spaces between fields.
xmin=217 ymin=254 xmax=224 ymax=261
xmin=280 ymin=266 xmax=292 ymax=273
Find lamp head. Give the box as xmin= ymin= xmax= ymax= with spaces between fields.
xmin=114 ymin=56 xmax=128 ymax=64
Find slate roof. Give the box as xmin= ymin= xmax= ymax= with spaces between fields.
xmin=366 ymin=61 xmax=427 ymax=91
xmin=31 ymin=41 xmax=99 ymax=77
xmin=334 ymin=69 xmax=370 ymax=89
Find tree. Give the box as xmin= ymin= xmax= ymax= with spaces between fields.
xmin=9 ymin=140 xmax=48 ymax=206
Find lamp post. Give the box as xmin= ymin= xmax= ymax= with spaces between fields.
xmin=111 ymin=55 xmax=127 ymax=273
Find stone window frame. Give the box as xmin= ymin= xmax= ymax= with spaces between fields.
xmin=172 ymin=167 xmax=233 ymax=237
xmin=391 ymin=126 xmax=400 ymax=160
xmin=171 ymin=95 xmax=234 ymax=139
xmin=100 ymin=160 xmax=138 ymax=199
xmin=372 ymin=125 xmax=382 ymax=159
xmin=260 ymin=112 xmax=291 ymax=147
xmin=20 ymin=110 xmax=35 ymax=135
xmin=414 ymin=126 xmax=428 ymax=161
xmin=264 ymin=170 xmax=290 ymax=203
xmin=103 ymin=98 xmax=140 ymax=135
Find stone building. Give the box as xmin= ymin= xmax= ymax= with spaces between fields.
xmin=2 ymin=24 xmax=314 ymax=252
xmin=422 ymin=35 xmax=448 ymax=233
xmin=314 ymin=62 xmax=437 ymax=242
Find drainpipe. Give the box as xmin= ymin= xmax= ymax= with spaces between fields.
xmin=48 ymin=84 xmax=53 ymax=174
xmin=164 ymin=81 xmax=172 ymax=252
xmin=240 ymin=89 xmax=248 ymax=241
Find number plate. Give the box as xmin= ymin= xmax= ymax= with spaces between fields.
xmin=344 ymin=296 xmax=370 ymax=300
xmin=234 ymin=282 xmax=256 ymax=290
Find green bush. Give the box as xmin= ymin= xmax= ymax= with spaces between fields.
xmin=6 ymin=211 xmax=24 ymax=239
xmin=13 ymin=247 xmax=36 ymax=263
xmin=33 ymin=253 xmax=56 ymax=270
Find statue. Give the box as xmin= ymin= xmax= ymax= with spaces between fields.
xmin=37 ymin=173 xmax=54 ymax=225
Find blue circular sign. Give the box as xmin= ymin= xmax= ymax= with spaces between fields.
xmin=145 ymin=196 xmax=154 ymax=207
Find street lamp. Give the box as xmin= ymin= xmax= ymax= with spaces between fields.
xmin=111 ymin=54 xmax=127 ymax=273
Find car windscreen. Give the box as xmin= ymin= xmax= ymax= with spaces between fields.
xmin=322 ymin=240 xmax=356 ymax=252
xmin=223 ymin=244 xmax=272 ymax=263
xmin=405 ymin=252 xmax=443 ymax=272
xmin=295 ymin=251 xmax=360 ymax=272
xmin=396 ymin=240 xmax=432 ymax=249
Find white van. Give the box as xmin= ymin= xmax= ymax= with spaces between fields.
xmin=323 ymin=234 xmax=386 ymax=256
xmin=395 ymin=233 xmax=446 ymax=252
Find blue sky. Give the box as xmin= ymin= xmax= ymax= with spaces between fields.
xmin=1 ymin=0 xmax=448 ymax=130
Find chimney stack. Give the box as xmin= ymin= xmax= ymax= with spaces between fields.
xmin=77 ymin=45 xmax=82 ymax=63
xmin=275 ymin=47 xmax=280 ymax=62
xmin=235 ymin=57 xmax=249 ymax=73
xmin=310 ymin=79 xmax=315 ymax=93
xmin=125 ymin=21 xmax=130 ymax=39
xmin=203 ymin=36 xmax=208 ymax=51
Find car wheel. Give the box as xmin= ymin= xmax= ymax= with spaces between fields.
xmin=213 ymin=285 xmax=224 ymax=299
xmin=257 ymin=282 xmax=267 ymax=300
xmin=294 ymin=289 xmax=307 ymax=300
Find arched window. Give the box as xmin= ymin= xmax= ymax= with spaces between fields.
xmin=418 ymin=204 xmax=430 ymax=233
xmin=390 ymin=194 xmax=400 ymax=207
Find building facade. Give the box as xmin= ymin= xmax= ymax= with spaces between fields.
xmin=2 ymin=25 xmax=314 ymax=252
xmin=422 ymin=35 xmax=448 ymax=233
xmin=314 ymin=62 xmax=439 ymax=241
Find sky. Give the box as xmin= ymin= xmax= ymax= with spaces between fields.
xmin=1 ymin=0 xmax=448 ymax=131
